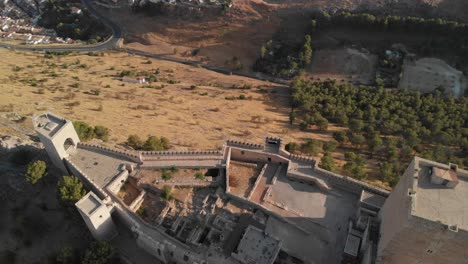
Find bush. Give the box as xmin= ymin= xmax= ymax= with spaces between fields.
xmin=195 ymin=172 xmax=205 ymax=180
xmin=161 ymin=186 xmax=173 ymax=201
xmin=81 ymin=241 xmax=117 ymax=264
xmin=57 ymin=176 xmax=86 ymax=205
xmin=285 ymin=142 xmax=300 ymax=153
xmin=161 ymin=169 xmax=172 ymax=181
xmin=136 ymin=208 xmax=147 ymax=218
xmin=127 ymin=134 xmax=144 ymax=149
xmin=26 ymin=160 xmax=47 ymax=184
xmin=143 ymin=136 xmax=170 ymax=151
xmin=94 ymin=126 xmax=109 ymax=142
xmin=73 ymin=121 xmax=95 ymax=141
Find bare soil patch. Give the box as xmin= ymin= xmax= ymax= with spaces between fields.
xmin=228 ymin=161 xmax=260 ymax=197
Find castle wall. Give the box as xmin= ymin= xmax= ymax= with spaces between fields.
xmin=230 ymin=147 xmax=289 ymax=164
xmin=378 ymin=158 xmax=415 ymax=256
xmin=379 ymin=216 xmax=468 ymax=264
xmin=78 ymin=143 xmax=140 ymax=163
xmin=64 ymin=157 xmax=109 ymax=200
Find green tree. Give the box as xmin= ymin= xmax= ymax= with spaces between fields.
xmin=285 ymin=142 xmax=300 ymax=153
xmin=320 ymin=152 xmax=335 ymax=171
xmin=349 ymin=119 xmax=364 ymax=132
xmin=301 ymin=139 xmax=322 ymax=156
xmin=316 ymin=116 xmax=329 ymax=131
xmin=81 ymin=241 xmax=117 ymax=264
xmin=323 ymin=141 xmax=338 ymax=152
xmin=26 ymin=160 xmax=47 ymax=184
xmin=58 ymin=176 xmax=86 ymax=205
xmin=350 ymin=133 xmax=366 ymax=148
xmin=367 ymin=133 xmax=383 ymax=155
xmin=73 ymin=121 xmax=95 ymax=141
xmin=333 ymin=131 xmax=347 ymax=145
xmin=143 ymin=136 xmax=170 ymax=151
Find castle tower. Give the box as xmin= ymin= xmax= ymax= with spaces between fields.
xmin=377 ymin=157 xmax=468 ymax=264
xmin=32 ymin=112 xmax=80 ymax=172
xmin=76 ymin=192 xmax=118 ymax=241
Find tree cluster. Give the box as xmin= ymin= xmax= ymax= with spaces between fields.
xmin=254 ymin=11 xmax=468 ymax=78
xmin=73 ymin=121 xmax=110 ymax=142
xmin=127 ymin=134 xmax=170 ymax=151
xmin=38 ymin=0 xmax=110 ymax=42
xmin=254 ymin=35 xmax=313 ymax=78
xmin=291 ymin=79 xmax=467 ymax=185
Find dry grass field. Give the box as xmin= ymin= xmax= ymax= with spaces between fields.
xmin=0 ymin=49 xmax=325 ymax=148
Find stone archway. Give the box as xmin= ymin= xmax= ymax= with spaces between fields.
xmin=63 ymin=138 xmax=75 ymax=152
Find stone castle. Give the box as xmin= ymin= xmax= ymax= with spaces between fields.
xmin=33 ymin=112 xmax=468 ymax=264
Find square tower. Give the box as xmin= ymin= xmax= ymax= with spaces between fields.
xmin=32 ymin=112 xmax=80 ymax=172
xmin=377 ymin=157 xmax=468 ymax=264
xmin=76 ymin=192 xmax=117 ymax=241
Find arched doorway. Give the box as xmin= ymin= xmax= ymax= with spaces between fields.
xmin=63 ymin=138 xmax=75 ymax=152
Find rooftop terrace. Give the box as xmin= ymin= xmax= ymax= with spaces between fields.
xmin=412 ymin=158 xmax=468 ymax=230
xmin=68 ymin=147 xmax=136 ymax=188
xmin=32 ymin=112 xmax=67 ymax=138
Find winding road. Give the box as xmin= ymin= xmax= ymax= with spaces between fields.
xmin=0 ymin=0 xmax=287 ymax=84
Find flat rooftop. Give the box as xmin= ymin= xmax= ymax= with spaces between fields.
xmin=233 ymin=225 xmax=281 ymax=264
xmin=412 ymin=158 xmax=468 ymax=230
xmin=33 ymin=112 xmax=67 ymax=138
xmin=254 ymin=161 xmax=358 ymax=263
xmin=68 ymin=147 xmax=135 ymax=188
xmin=76 ymin=192 xmax=102 ymax=215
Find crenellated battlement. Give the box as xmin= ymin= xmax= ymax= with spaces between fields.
xmin=225 ymin=139 xmax=264 ymax=150
xmin=78 ymin=142 xmax=140 ymax=162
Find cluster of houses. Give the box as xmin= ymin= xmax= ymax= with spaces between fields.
xmin=0 ymin=0 xmax=79 ymax=45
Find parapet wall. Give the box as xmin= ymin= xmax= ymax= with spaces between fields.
xmin=140 ymin=150 xmax=223 ymax=161
xmin=225 ymin=139 xmax=264 ymax=150
xmin=314 ymin=166 xmax=389 ymax=196
xmin=78 ymin=143 xmax=140 ymax=163
xmin=106 ymin=170 xmax=129 ymax=195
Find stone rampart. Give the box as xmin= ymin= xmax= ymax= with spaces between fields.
xmin=78 ymin=143 xmax=140 ymax=162
xmin=64 ymin=157 xmax=109 ymax=199
xmin=225 ymin=139 xmax=264 ymax=150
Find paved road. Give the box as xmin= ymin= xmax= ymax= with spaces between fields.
xmin=0 ymin=0 xmax=288 ymax=84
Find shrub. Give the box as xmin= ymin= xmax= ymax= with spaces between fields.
xmin=195 ymin=172 xmax=205 ymax=180
xmin=57 ymin=176 xmax=86 ymax=205
xmin=161 ymin=186 xmax=173 ymax=201
xmin=25 ymin=160 xmax=47 ymax=184
xmin=94 ymin=126 xmax=109 ymax=141
xmin=136 ymin=208 xmax=147 ymax=218
xmin=127 ymin=135 xmax=144 ymax=149
xmin=285 ymin=142 xmax=300 ymax=153
xmin=161 ymin=170 xmax=172 ymax=181
xmin=73 ymin=121 xmax=95 ymax=141
xmin=81 ymin=241 xmax=117 ymax=264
